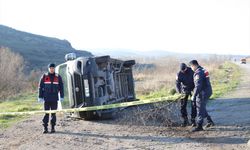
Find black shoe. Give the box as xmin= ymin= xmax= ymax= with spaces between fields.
xmin=51 ymin=126 xmax=56 ymax=133
xmin=205 ymin=122 xmax=215 ymax=128
xmin=181 ymin=122 xmax=188 ymax=127
xmin=191 ymin=122 xmax=197 ymax=127
xmin=43 ymin=124 xmax=48 ymax=134
xmin=205 ymin=116 xmax=215 ymax=128
xmin=43 ymin=130 xmax=49 ymax=134
xmin=181 ymin=119 xmax=189 ymax=127
xmin=191 ymin=118 xmax=196 ymax=127
xmin=191 ymin=126 xmax=204 ymax=132
xmin=43 ymin=127 xmax=48 ymax=134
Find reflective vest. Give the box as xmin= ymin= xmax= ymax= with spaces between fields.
xmin=42 ymin=73 xmax=61 ymax=102
xmin=44 ymin=73 xmax=59 ymax=85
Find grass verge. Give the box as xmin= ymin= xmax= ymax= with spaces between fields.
xmin=210 ymin=61 xmax=241 ymax=99
xmin=138 ymin=61 xmax=241 ymax=100
xmin=0 ymin=62 xmax=242 ymax=129
xmin=0 ymin=92 xmax=42 ymax=129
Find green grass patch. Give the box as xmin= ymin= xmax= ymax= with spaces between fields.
xmin=0 ymin=62 xmax=242 ymax=129
xmin=0 ymin=92 xmax=42 ymax=129
xmin=0 ymin=114 xmax=26 ymax=129
xmin=137 ymin=61 xmax=242 ymax=100
xmin=138 ymin=88 xmax=177 ymax=100
xmin=210 ymin=61 xmax=241 ymax=99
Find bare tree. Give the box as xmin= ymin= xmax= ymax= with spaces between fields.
xmin=0 ymin=47 xmax=26 ymax=99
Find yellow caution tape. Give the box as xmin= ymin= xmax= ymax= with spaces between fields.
xmin=0 ymin=94 xmax=182 ymax=116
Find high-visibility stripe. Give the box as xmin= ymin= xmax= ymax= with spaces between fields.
xmin=44 ymin=82 xmax=59 ymax=84
xmin=204 ymin=70 xmax=209 ymax=78
xmin=43 ymin=74 xmax=59 ymax=83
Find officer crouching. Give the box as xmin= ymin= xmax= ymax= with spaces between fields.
xmin=38 ymin=63 xmax=64 ymax=134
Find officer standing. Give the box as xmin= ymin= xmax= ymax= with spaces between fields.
xmin=189 ymin=60 xmax=214 ymax=132
xmin=176 ymin=63 xmax=196 ymax=127
xmin=38 ymin=63 xmax=64 ymax=134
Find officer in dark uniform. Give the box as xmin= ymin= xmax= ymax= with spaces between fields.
xmin=176 ymin=63 xmax=196 ymax=127
xmin=38 ymin=63 xmax=64 ymax=134
xmin=189 ymin=60 xmax=214 ymax=132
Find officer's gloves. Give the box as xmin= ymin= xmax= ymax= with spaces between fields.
xmin=191 ymin=95 xmax=196 ymax=101
xmin=59 ymin=97 xmax=64 ymax=102
xmin=38 ymin=98 xmax=44 ymax=103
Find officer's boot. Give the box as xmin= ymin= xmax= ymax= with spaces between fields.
xmin=181 ymin=117 xmax=189 ymax=127
xmin=43 ymin=124 xmax=48 ymax=134
xmin=191 ymin=118 xmax=196 ymax=127
xmin=205 ymin=116 xmax=214 ymax=128
xmin=51 ymin=125 xmax=56 ymax=133
xmin=191 ymin=124 xmax=204 ymax=132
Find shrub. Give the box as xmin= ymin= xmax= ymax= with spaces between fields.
xmin=0 ymin=47 xmax=26 ymax=99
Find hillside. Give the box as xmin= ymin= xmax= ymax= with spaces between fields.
xmin=89 ymin=48 xmax=248 ymax=61
xmin=90 ymin=48 xmax=176 ymax=58
xmin=0 ymin=25 xmax=92 ymax=70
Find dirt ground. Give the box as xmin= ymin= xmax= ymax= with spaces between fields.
xmin=1 ymin=62 xmax=250 ymax=150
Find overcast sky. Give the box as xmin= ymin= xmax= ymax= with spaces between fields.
xmin=0 ymin=0 xmax=249 ymax=55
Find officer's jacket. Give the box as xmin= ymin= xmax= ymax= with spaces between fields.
xmin=176 ymin=67 xmax=195 ymax=94
xmin=193 ymin=66 xmax=212 ymax=100
xmin=38 ymin=73 xmax=64 ymax=102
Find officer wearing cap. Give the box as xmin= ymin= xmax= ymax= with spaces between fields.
xmin=38 ymin=63 xmax=64 ymax=134
xmin=189 ymin=60 xmax=214 ymax=132
xmin=176 ymin=63 xmax=196 ymax=127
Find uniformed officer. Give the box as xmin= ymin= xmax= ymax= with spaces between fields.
xmin=38 ymin=63 xmax=64 ymax=134
xmin=189 ymin=60 xmax=214 ymax=132
xmin=176 ymin=63 xmax=196 ymax=127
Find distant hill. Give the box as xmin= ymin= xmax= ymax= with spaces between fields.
xmin=90 ymin=48 xmax=176 ymax=58
xmin=89 ymin=48 xmax=217 ymax=60
xmin=0 ymin=25 xmax=92 ymax=70
xmin=90 ymin=48 xmax=249 ymax=62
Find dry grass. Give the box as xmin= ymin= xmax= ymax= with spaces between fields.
xmin=116 ymin=101 xmax=181 ymax=127
xmin=118 ymin=55 xmax=231 ymax=127
xmin=133 ymin=57 xmax=179 ymax=95
xmin=0 ymin=47 xmax=43 ymax=99
xmin=0 ymin=47 xmax=27 ymax=99
xmin=133 ymin=55 xmax=229 ymax=97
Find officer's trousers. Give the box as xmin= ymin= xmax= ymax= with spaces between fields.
xmin=180 ymin=94 xmax=197 ymax=119
xmin=196 ymin=92 xmax=210 ymax=125
xmin=43 ymin=101 xmax=58 ymax=126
